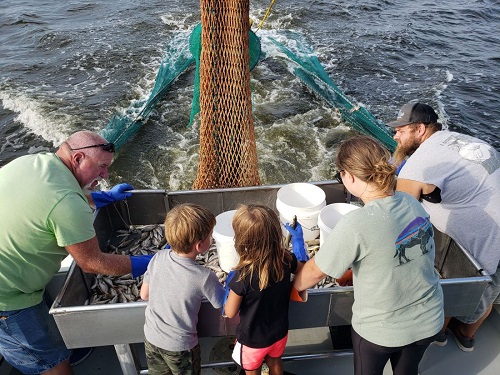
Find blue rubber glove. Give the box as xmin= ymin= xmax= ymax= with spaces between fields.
xmin=222 ymin=270 xmax=236 ymax=317
xmin=130 ymin=254 xmax=153 ymax=278
xmin=285 ymin=222 xmax=309 ymax=262
xmin=91 ymin=183 xmax=134 ymax=209
xmin=396 ymin=159 xmax=407 ymax=175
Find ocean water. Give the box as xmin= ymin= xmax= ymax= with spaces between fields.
xmin=1 ymin=0 xmax=499 ymax=190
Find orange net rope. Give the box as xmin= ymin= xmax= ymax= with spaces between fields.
xmin=193 ymin=0 xmax=261 ymax=189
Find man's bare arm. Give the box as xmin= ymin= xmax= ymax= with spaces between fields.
xmin=397 ymin=178 xmax=438 ymax=201
xmin=66 ymin=237 xmax=132 ymax=275
xmin=396 ymin=178 xmax=424 ymax=200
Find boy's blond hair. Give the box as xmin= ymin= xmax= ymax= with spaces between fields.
xmin=164 ymin=203 xmax=216 ymax=254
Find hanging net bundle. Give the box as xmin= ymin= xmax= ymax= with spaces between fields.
xmin=193 ymin=0 xmax=261 ymax=189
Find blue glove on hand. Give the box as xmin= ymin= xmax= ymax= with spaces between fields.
xmin=285 ymin=222 xmax=309 ymax=262
xmin=130 ymin=254 xmax=153 ymax=278
xmin=396 ymin=158 xmax=407 ymax=175
xmin=222 ymin=270 xmax=236 ymax=317
xmin=91 ymin=183 xmax=134 ymax=209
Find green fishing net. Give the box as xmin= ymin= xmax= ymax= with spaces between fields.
xmin=101 ymin=27 xmax=395 ymax=153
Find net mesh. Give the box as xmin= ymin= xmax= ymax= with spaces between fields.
xmin=188 ymin=23 xmax=261 ymax=128
xmin=193 ymin=0 xmax=261 ymax=189
xmin=100 ymin=14 xmax=396 ymax=183
xmin=101 ymin=35 xmax=194 ymax=151
xmin=267 ymin=31 xmax=397 ymax=152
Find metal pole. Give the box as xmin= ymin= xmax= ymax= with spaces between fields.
xmin=138 ymin=349 xmax=354 ymax=374
xmin=114 ymin=344 xmax=141 ymax=375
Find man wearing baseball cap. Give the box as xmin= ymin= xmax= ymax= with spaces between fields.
xmin=388 ymin=101 xmax=500 ymax=352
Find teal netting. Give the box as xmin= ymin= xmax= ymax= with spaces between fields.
xmin=101 ymin=37 xmax=194 ymax=151
xmin=267 ymin=31 xmax=397 ymax=152
xmin=101 ymin=27 xmax=396 ymax=153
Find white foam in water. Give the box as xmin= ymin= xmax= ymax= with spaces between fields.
xmin=160 ymin=13 xmax=199 ymax=31
xmin=0 ymin=90 xmax=69 ymax=147
xmin=1 ymin=0 xmax=498 ymax=192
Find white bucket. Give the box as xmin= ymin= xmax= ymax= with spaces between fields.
xmin=318 ymin=203 xmax=360 ymax=248
xmin=213 ymin=210 xmax=239 ymax=273
xmin=276 ymin=183 xmax=326 ymax=241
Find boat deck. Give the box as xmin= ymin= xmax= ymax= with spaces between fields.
xmin=2 ymin=305 xmax=499 ymax=375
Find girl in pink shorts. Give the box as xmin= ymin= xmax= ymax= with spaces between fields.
xmin=223 ymin=205 xmax=304 ymax=375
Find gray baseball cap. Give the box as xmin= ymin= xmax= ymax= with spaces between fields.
xmin=388 ymin=102 xmax=439 ymax=127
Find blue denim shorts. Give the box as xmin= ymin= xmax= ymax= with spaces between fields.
xmin=457 ymin=264 xmax=500 ymax=324
xmin=0 ymin=299 xmax=71 ymax=374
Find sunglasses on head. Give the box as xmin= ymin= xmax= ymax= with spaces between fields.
xmin=335 ymin=170 xmax=344 ymax=184
xmin=71 ymin=143 xmax=115 ymax=153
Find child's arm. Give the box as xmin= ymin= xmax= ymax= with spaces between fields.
xmin=293 ymin=259 xmax=305 ymax=275
xmin=204 ymin=274 xmax=226 ymax=309
xmin=140 ymin=281 xmax=150 ymax=301
xmin=223 ymin=290 xmax=242 ymax=318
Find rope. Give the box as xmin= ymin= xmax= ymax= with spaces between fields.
xmin=256 ymin=0 xmax=277 ymax=31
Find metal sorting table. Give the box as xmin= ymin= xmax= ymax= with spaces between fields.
xmin=50 ymin=182 xmax=491 ymax=374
